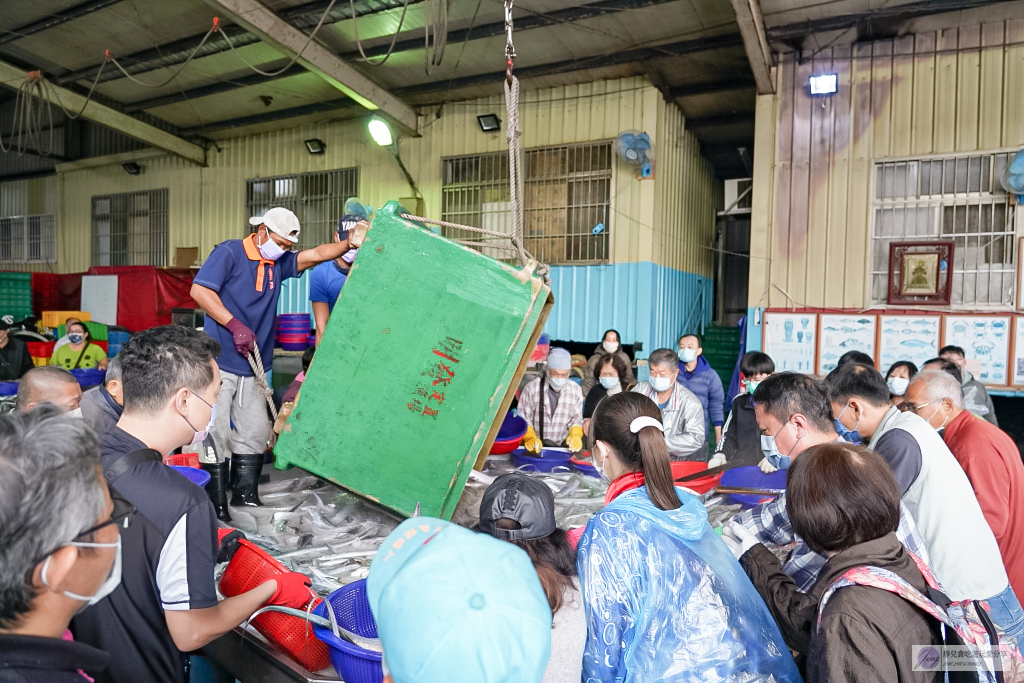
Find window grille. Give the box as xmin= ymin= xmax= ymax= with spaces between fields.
xmin=91 ymin=190 xmax=168 ymax=266
xmin=245 ymin=168 xmax=359 ymax=251
xmin=871 ymin=153 xmax=1017 ymax=306
xmin=0 ymin=214 xmax=56 ymax=264
xmin=441 ymin=142 xmax=613 ymax=264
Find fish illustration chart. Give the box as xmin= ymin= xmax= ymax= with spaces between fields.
xmin=879 ymin=316 xmax=940 ymax=372
xmin=763 ymin=312 xmax=818 ymax=373
xmin=819 ymin=315 xmax=876 ymax=373
xmin=943 ymin=316 xmax=1011 ymax=384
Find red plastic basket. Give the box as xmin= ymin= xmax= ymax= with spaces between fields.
xmin=670 ymin=461 xmax=722 ymax=495
xmin=220 ymin=540 xmax=330 ymax=672
xmin=163 ymin=453 xmax=200 ymax=468
xmin=26 ymin=341 xmax=55 ymax=357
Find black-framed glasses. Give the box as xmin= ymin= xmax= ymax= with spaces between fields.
xmin=72 ymin=496 xmax=135 ymax=542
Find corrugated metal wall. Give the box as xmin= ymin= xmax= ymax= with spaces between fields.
xmin=749 ymin=18 xmax=1024 ymax=309
xmin=0 ymin=176 xmax=59 ymax=272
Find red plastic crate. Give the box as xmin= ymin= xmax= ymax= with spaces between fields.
xmin=26 ymin=341 xmax=55 ymax=357
xmin=163 ymin=453 xmax=200 ymax=468
xmin=220 ymin=540 xmax=330 ymax=672
xmin=671 ymin=461 xmax=722 ymax=495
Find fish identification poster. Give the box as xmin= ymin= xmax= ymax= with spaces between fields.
xmin=943 ymin=316 xmax=1011 ymax=385
xmin=879 ymin=316 xmax=940 ymax=372
xmin=818 ymin=315 xmax=876 ymax=374
xmin=763 ymin=312 xmax=817 ymax=373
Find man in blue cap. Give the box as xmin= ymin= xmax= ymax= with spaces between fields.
xmin=310 ymin=214 xmax=363 ymax=346
xmin=367 ymin=517 xmax=552 ymax=683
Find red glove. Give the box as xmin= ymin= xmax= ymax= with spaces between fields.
xmin=224 ymin=318 xmax=256 ymax=357
xmin=267 ymin=572 xmax=314 ymax=610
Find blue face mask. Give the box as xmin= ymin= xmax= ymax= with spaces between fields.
xmin=599 ymin=376 xmax=619 ymax=390
xmin=760 ymin=422 xmax=800 ymax=470
xmin=834 ymin=403 xmax=863 ymax=444
xmin=678 ymin=348 xmax=697 ymax=364
xmin=68 ymin=333 xmax=85 ymax=344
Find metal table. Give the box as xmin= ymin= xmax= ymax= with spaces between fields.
xmin=203 ymin=625 xmax=341 ymax=683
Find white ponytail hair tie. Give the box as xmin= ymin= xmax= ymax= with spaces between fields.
xmin=630 ymin=416 xmax=664 ymax=434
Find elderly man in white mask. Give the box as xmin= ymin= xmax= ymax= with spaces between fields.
xmin=519 ymin=347 xmax=585 ymax=454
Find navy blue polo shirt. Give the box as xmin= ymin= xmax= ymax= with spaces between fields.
xmin=308 ymin=260 xmax=348 ymax=313
xmin=194 ymin=238 xmax=299 ymax=376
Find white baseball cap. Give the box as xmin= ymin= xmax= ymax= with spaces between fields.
xmin=249 ymin=207 xmax=301 ymax=243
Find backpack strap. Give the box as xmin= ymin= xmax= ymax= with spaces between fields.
xmin=104 ymin=448 xmax=162 ymax=487
xmin=817 ymin=564 xmax=954 ymax=633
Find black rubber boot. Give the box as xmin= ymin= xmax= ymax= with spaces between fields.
xmin=201 ymin=461 xmax=232 ymax=522
xmin=230 ymin=453 xmax=264 ymax=507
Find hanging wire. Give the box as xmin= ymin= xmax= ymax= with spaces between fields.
xmin=349 ymin=0 xmax=412 ymax=65
xmin=423 ymin=0 xmax=449 ymax=75
xmin=108 ymin=20 xmax=220 ymax=88
xmin=220 ymin=0 xmax=340 ymax=77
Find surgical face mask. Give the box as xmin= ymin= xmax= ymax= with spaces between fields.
xmin=67 ymin=407 xmax=83 ymax=419
xmin=921 ymin=401 xmax=949 ymax=433
xmin=341 ymin=248 xmax=358 ymax=264
xmin=184 ymin=392 xmax=218 ymax=446
xmin=602 ymin=340 xmax=619 ymax=354
xmin=887 ymin=376 xmax=910 ymax=396
xmin=547 ymin=375 xmax=568 ymax=391
xmin=744 ymin=379 xmax=761 ymax=394
xmin=41 ymin=536 xmax=122 ymax=607
xmin=760 ymin=422 xmax=800 ymax=470
xmin=599 ymin=376 xmax=619 ymax=390
xmin=678 ymin=348 xmax=697 ymax=364
xmin=68 ymin=333 xmax=85 ymax=344
xmin=649 ymin=375 xmax=673 ymax=392
xmin=834 ymin=403 xmax=863 ymax=444
xmin=592 ymin=442 xmax=611 ymax=482
xmin=258 ymin=233 xmax=287 ymax=261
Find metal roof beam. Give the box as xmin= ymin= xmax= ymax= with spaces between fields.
xmin=121 ymin=64 xmax=306 ymax=113
xmin=730 ymin=0 xmax=774 ymax=94
xmin=204 ymin=0 xmax=417 ymax=133
xmin=179 ymin=97 xmax=360 ymax=135
xmin=668 ymin=76 xmax=756 ymax=98
xmin=0 ymin=59 xmax=206 ymax=165
xmin=0 ymin=0 xmax=126 ymax=47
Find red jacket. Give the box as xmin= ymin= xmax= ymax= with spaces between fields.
xmin=943 ymin=409 xmax=1024 ymax=599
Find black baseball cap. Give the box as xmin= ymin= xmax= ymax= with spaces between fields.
xmin=479 ymin=473 xmax=556 ymax=541
xmin=336 ymin=213 xmax=362 ymax=240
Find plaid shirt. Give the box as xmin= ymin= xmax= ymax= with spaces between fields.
xmin=518 ymin=377 xmax=584 ymax=442
xmin=735 ymin=494 xmax=932 ymax=593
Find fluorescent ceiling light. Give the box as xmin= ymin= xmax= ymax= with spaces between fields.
xmin=809 ymin=74 xmax=838 ymax=95
xmin=368 ymin=118 xmax=393 ymax=147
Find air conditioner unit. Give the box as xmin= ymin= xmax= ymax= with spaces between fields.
xmin=723 ymin=178 xmax=753 ymax=215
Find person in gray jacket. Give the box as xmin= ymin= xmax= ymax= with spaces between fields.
xmin=79 ymin=355 xmax=123 ymax=437
xmin=631 ymin=348 xmax=705 ymax=460
xmin=936 ymin=346 xmax=999 ymax=426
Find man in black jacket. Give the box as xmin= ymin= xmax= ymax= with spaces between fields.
xmin=0 ymin=320 xmax=34 ymax=381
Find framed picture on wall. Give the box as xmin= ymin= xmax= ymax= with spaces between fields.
xmin=887 ymin=241 xmax=954 ymax=306
xmin=1017 ymin=238 xmax=1024 ymax=311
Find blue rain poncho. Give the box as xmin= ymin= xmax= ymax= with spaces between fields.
xmin=577 ymin=486 xmax=802 ymax=683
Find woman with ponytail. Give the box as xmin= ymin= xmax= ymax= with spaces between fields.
xmin=577 ymin=392 xmax=801 ymax=683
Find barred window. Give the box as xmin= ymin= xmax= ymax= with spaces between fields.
xmin=0 ymin=215 xmax=56 ymax=264
xmin=91 ymin=190 xmax=168 ymax=267
xmin=441 ymin=142 xmax=612 ymax=264
xmin=871 ymin=153 xmax=1017 ymax=307
xmin=245 ymin=168 xmax=359 ymax=251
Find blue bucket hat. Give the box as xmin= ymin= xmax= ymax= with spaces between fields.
xmin=366 ymin=517 xmax=552 ymax=683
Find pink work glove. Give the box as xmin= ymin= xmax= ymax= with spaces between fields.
xmin=224 ymin=318 xmax=256 ymax=357
xmin=267 ymin=572 xmax=314 ymax=610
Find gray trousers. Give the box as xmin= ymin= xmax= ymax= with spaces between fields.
xmin=204 ymin=369 xmax=272 ymax=463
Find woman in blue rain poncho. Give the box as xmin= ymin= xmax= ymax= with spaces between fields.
xmin=578 ymin=392 xmax=802 ymax=683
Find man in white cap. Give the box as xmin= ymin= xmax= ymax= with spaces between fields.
xmin=190 ymin=207 xmax=367 ymax=511
xmin=519 ymin=347 xmax=585 ymax=454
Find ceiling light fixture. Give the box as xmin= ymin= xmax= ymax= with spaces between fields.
xmin=368 ymin=118 xmax=393 ymax=148
xmin=809 ymin=74 xmax=838 ymax=95
xmin=122 ymin=162 xmax=141 ymax=175
xmin=477 ymin=114 xmax=501 ymax=132
xmin=304 ymin=138 xmax=326 ymax=155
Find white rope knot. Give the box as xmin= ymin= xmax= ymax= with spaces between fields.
xmin=630 ymin=417 xmax=664 ymax=434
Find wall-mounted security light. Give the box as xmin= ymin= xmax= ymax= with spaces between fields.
xmin=368 ymin=118 xmax=394 ymax=148
xmin=809 ymin=74 xmax=838 ymax=95
xmin=122 ymin=162 xmax=141 ymax=175
xmin=304 ymin=138 xmax=326 ymax=155
xmin=477 ymin=114 xmax=501 ymax=132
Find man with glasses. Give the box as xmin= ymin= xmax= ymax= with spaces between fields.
xmin=0 ymin=406 xmax=123 ymax=681
xmin=190 ymin=208 xmax=368 ymax=510
xmin=72 ymin=326 xmax=313 ymax=683
xmin=822 ymin=362 xmax=1015 ymax=633
xmin=631 ymin=348 xmax=705 ymax=460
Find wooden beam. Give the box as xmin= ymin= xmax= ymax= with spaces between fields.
xmin=205 ymin=0 xmax=418 ymax=134
xmin=0 ymin=60 xmax=206 ymax=165
xmin=729 ymin=0 xmax=774 ymax=94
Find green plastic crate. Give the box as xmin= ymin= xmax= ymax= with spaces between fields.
xmin=0 ymin=273 xmax=32 ymax=319
xmin=275 ymin=201 xmax=552 ymax=519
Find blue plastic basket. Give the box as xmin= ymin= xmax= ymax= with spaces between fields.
xmin=107 ymin=330 xmax=129 ymax=357
xmin=511 ymin=447 xmax=574 ymax=472
xmin=69 ymin=368 xmax=106 ymax=388
xmin=0 ymin=381 xmax=18 ymax=396
xmin=170 ymin=466 xmax=211 ymax=488
xmin=311 ymin=580 xmax=382 ymax=683
xmin=719 ymin=466 xmax=788 ymax=507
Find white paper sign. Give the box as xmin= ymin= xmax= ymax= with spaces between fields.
xmin=943 ymin=315 xmax=1010 ymax=385
xmin=1013 ymin=317 xmax=1024 ymax=386
xmin=879 ymin=316 xmax=940 ymax=372
xmin=763 ymin=312 xmax=817 ymax=373
xmin=81 ymin=275 xmax=118 ymax=326
xmin=818 ymin=315 xmax=876 ymax=373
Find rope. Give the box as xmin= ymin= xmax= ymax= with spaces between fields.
xmin=423 ymin=0 xmax=449 ymax=74
xmin=399 ymin=214 xmax=511 ymax=239
xmin=109 ymin=23 xmax=219 ymax=88
xmin=221 ymin=0 xmax=339 ymax=77
xmin=350 ymin=0 xmax=411 ymax=65
xmin=504 ymin=76 xmax=525 ymax=263
xmin=246 ymin=343 xmax=278 ymax=421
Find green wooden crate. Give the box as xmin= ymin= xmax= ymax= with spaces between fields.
xmin=275 ymin=201 xmax=552 ymax=519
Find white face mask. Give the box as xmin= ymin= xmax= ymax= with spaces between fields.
xmin=599 ymin=376 xmax=620 ymax=390
xmin=184 ymin=393 xmax=218 ymax=446
xmin=887 ymin=376 xmax=910 ymax=396
xmin=650 ymin=375 xmax=673 ymax=392
xmin=592 ymin=442 xmax=611 ymax=482
xmin=547 ymin=375 xmax=568 ymax=390
xmin=602 ymin=340 xmax=619 ymax=354
xmin=678 ymin=348 xmax=697 ymax=364
xmin=66 ymin=407 xmax=83 ymax=419
xmin=41 ymin=536 xmax=122 ymax=607
xmin=258 ymin=232 xmax=287 ymax=261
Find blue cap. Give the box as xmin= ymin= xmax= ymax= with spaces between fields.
xmin=336 ymin=213 xmax=362 ymax=240
xmin=367 ymin=517 xmax=552 ymax=683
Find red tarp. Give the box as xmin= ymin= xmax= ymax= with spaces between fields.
xmin=85 ymin=267 xmax=196 ymax=332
